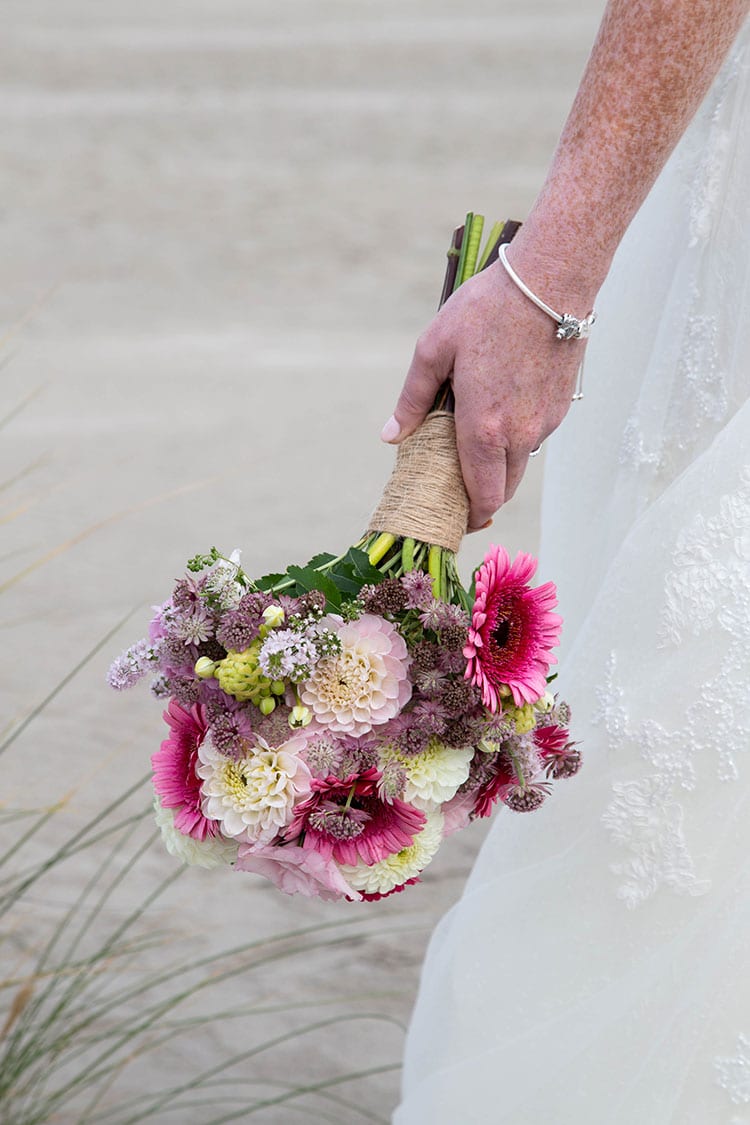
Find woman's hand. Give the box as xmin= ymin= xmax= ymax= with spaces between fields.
xmin=381 ymin=248 xmax=595 ymax=530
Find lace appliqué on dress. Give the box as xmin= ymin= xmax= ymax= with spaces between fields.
xmin=715 ymin=1033 xmax=750 ymax=1107
xmin=596 ymin=468 xmax=750 ymax=909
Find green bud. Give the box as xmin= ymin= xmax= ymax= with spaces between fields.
xmin=259 ymin=697 xmax=276 ymax=716
xmin=271 ymin=680 xmax=286 ymax=696
xmin=194 ymin=656 xmax=217 ymax=679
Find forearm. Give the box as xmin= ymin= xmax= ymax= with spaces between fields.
xmin=510 ymin=0 xmax=749 ymax=306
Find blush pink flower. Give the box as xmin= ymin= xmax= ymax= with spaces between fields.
xmin=235 ymin=841 xmax=360 ymax=901
xmin=300 ymin=614 xmax=411 ymax=737
xmin=285 ymin=768 xmax=426 ymax=866
xmin=151 ymin=699 xmax=221 ymax=841
xmin=464 ymin=545 xmax=562 ymax=710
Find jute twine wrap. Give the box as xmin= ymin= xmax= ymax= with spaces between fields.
xmin=368 ymin=411 xmax=469 ymax=553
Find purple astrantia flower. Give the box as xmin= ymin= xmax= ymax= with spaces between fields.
xmin=439 ymin=648 xmax=469 ymax=675
xmin=409 ymin=699 xmax=447 ymax=737
xmin=215 ymin=591 xmax=271 ymax=651
xmin=303 ymin=733 xmax=344 ymax=779
xmin=419 ymin=599 xmax=469 ymax=633
xmin=171 ymin=604 xmax=214 ymax=646
xmin=209 ymin=707 xmax=255 ymax=759
xmin=107 ymin=638 xmax=161 ymax=690
xmin=400 ymin=569 xmax=434 ymax=611
xmin=415 ymin=667 xmax=447 ymax=697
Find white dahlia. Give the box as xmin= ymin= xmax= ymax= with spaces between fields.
xmin=196 ymin=734 xmax=311 ymax=842
xmin=339 ymin=810 xmax=444 ymax=897
xmin=383 ymin=738 xmax=473 ymax=809
xmin=153 ymin=798 xmax=238 ymax=869
xmin=300 ymin=613 xmax=411 ymax=737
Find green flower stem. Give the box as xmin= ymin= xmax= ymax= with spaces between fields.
xmin=401 ymin=537 xmax=415 ymax=571
xmin=476 ymin=219 xmax=505 ymax=271
xmin=427 ymin=545 xmax=442 ymax=600
xmin=367 ymin=532 xmax=397 ymax=566
xmin=451 ymin=211 xmax=473 ymax=294
xmin=506 ymin=744 xmax=526 ymax=789
xmin=459 ymin=213 xmax=484 ymax=283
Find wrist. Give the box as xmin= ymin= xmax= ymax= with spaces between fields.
xmin=505 ymin=206 xmax=614 ymax=314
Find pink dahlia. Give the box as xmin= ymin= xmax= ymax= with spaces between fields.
xmin=235 ymin=841 xmax=360 ymax=901
xmin=300 ymin=613 xmax=412 ymax=737
xmin=463 ymin=546 xmax=562 ymax=710
xmin=285 ymin=767 xmax=426 ymax=866
xmin=151 ymin=699 xmax=220 ymax=841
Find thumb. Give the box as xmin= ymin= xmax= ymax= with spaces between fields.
xmin=381 ymin=333 xmax=453 ymax=444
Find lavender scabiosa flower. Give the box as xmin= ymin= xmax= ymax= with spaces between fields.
xmin=258 ymin=629 xmax=320 ymax=682
xmin=150 ymin=672 xmax=171 ymax=699
xmin=107 ymin=638 xmax=160 ymax=690
xmin=400 ymin=569 xmax=434 ymax=611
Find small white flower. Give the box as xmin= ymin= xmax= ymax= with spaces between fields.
xmin=196 ymin=734 xmax=311 ymax=841
xmin=339 ymin=810 xmax=444 ymax=896
xmin=153 ymin=799 xmax=238 ymax=869
xmin=262 ymin=604 xmax=285 ymax=629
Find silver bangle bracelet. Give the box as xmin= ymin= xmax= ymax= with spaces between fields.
xmin=497 ymin=243 xmax=596 ymax=341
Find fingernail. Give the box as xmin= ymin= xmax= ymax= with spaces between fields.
xmin=380 ymin=415 xmax=401 ymax=443
xmin=481 ymin=518 xmax=493 ymax=529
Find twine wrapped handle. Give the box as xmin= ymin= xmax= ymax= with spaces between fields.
xmin=368 ymin=412 xmax=469 ymax=553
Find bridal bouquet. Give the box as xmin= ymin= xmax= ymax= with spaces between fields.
xmin=108 ymin=214 xmax=581 ymax=902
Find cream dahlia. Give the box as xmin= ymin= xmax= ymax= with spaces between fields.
xmin=339 ymin=810 xmax=444 ymax=897
xmin=153 ymin=799 xmax=238 ymax=868
xmin=464 ymin=545 xmax=562 ymax=710
xmin=196 ymin=734 xmax=311 ymax=842
xmin=300 ymin=613 xmax=411 ymax=737
xmin=382 ymin=738 xmax=473 ymax=809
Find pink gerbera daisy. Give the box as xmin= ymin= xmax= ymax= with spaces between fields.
xmin=151 ymin=698 xmax=220 ymax=841
xmin=463 ymin=545 xmax=562 ymax=710
xmin=285 ymin=767 xmax=426 ymax=866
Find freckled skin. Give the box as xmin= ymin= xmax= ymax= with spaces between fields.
xmin=389 ymin=0 xmax=750 ymax=529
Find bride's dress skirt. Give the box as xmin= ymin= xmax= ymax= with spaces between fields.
xmin=395 ymin=22 xmax=750 ymax=1125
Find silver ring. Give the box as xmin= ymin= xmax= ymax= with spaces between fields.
xmin=529 ymin=444 xmax=543 ymax=458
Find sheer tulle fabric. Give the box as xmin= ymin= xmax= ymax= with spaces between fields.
xmin=395 ymin=22 xmax=750 ymax=1125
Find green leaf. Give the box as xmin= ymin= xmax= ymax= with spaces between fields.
xmin=255 ymin=571 xmax=286 ymax=591
xmin=345 ymin=547 xmax=385 ymax=584
xmin=286 ymin=565 xmax=342 ymax=610
xmin=305 ymin=552 xmax=336 ymax=571
xmin=329 ymin=572 xmax=361 ymax=596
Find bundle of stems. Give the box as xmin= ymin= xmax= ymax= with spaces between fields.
xmin=357 ymin=214 xmax=522 ymax=603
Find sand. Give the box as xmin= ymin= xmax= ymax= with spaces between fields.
xmin=1 ymin=2 xmax=602 ymax=1120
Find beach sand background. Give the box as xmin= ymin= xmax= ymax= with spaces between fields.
xmin=2 ymin=1 xmax=602 ymax=1119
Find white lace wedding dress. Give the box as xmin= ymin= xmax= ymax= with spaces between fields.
xmin=394 ymin=20 xmax=750 ymax=1125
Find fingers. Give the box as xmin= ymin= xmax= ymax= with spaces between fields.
xmin=503 ymin=447 xmax=530 ymax=503
xmin=454 ymin=405 xmax=508 ymax=531
xmin=381 ymin=332 xmax=453 ymax=444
